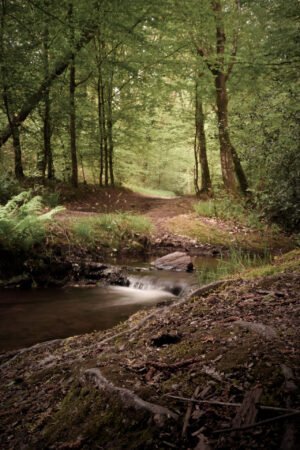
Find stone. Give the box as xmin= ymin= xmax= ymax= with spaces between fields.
xmin=151 ymin=251 xmax=193 ymax=272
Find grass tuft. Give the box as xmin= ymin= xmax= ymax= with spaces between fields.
xmin=71 ymin=212 xmax=152 ymax=249
xmin=197 ymin=247 xmax=272 ymax=285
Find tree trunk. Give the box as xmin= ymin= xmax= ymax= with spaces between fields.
xmin=68 ymin=2 xmax=78 ymax=188
xmin=101 ymin=82 xmax=109 ymax=186
xmin=107 ymin=75 xmax=114 ymax=187
xmin=12 ymin=126 xmax=24 ymax=179
xmin=211 ymin=0 xmax=248 ymax=195
xmin=214 ymin=72 xmax=237 ymax=193
xmin=69 ymin=54 xmax=78 ymax=187
xmin=43 ymin=18 xmax=54 ymax=180
xmin=194 ymin=80 xmax=211 ymax=194
xmin=97 ymin=74 xmax=104 ymax=186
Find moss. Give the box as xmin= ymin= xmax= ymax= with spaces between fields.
xmin=241 ymin=248 xmax=300 ymax=279
xmin=42 ymin=384 xmax=156 ymax=449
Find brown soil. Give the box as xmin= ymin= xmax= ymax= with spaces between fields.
xmin=59 ymin=185 xmax=197 ymax=235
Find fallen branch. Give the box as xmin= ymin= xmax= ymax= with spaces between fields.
xmin=213 ymin=411 xmax=300 ymax=434
xmin=164 ymin=395 xmax=300 ymax=414
xmin=84 ymin=368 xmax=178 ymax=425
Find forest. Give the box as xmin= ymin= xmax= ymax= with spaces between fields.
xmin=0 ymin=0 xmax=299 ymax=449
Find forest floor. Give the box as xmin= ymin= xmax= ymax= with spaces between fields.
xmin=57 ymin=184 xmax=294 ymax=253
xmin=0 ymin=185 xmax=299 ymax=449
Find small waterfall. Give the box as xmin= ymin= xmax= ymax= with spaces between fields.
xmin=128 ymin=275 xmax=189 ymax=296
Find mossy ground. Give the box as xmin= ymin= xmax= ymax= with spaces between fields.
xmin=1 ymin=251 xmax=298 ymax=449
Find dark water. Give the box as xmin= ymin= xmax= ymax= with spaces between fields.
xmin=0 ymin=257 xmax=218 ymax=352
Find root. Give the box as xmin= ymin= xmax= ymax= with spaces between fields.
xmin=83 ymin=368 xmax=178 ymax=425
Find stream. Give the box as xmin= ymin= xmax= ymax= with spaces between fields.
xmin=0 ymin=257 xmax=218 ymax=352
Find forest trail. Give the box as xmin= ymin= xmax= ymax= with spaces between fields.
xmin=60 ymin=186 xmax=197 ymax=237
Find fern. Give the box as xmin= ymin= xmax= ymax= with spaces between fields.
xmin=0 ymin=191 xmax=64 ymax=251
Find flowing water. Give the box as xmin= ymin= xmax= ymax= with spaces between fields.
xmin=0 ymin=256 xmax=218 ymax=352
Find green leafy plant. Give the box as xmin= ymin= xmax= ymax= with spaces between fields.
xmin=0 ymin=191 xmax=64 ymax=251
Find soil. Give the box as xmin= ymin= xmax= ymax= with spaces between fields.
xmin=0 ymin=185 xmax=299 ymax=449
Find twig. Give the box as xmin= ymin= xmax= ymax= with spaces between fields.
xmin=182 ymin=386 xmax=200 ymax=436
xmin=213 ymin=411 xmax=300 ymax=434
xmin=165 ymin=395 xmax=300 ymax=414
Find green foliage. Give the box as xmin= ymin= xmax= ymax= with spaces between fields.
xmin=0 ymin=191 xmax=64 ymax=251
xmin=194 ymin=197 xmax=264 ymax=230
xmin=71 ymin=212 xmax=152 ymax=248
xmin=197 ymin=247 xmax=271 ymax=285
xmin=0 ymin=174 xmax=21 ymax=204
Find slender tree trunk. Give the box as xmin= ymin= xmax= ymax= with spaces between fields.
xmin=101 ymin=82 xmax=109 ymax=186
xmin=69 ymin=54 xmax=78 ymax=187
xmin=68 ymin=2 xmax=78 ymax=187
xmin=107 ymin=74 xmax=114 ymax=187
xmin=194 ymin=80 xmax=211 ymax=194
xmin=12 ymin=126 xmax=24 ymax=179
xmin=43 ymin=15 xmax=54 ymax=180
xmin=97 ymin=74 xmax=104 ymax=186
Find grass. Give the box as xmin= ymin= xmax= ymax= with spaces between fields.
xmin=166 ymin=211 xmax=294 ymax=252
xmin=194 ymin=197 xmax=265 ymax=230
xmin=125 ymin=183 xmax=177 ymax=198
xmin=197 ymin=248 xmax=300 ymax=285
xmin=71 ymin=212 xmax=152 ymax=249
xmin=196 ymin=247 xmax=272 ymax=285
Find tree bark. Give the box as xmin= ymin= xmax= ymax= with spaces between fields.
xmin=194 ymin=80 xmax=211 ymax=194
xmin=42 ymin=14 xmax=54 ymax=180
xmin=69 ymin=54 xmax=78 ymax=187
xmin=97 ymin=74 xmax=104 ymax=186
xmin=69 ymin=2 xmax=78 ymax=187
xmin=201 ymin=0 xmax=249 ymax=195
xmin=214 ymin=72 xmax=237 ymax=193
xmin=107 ymin=73 xmax=114 ymax=186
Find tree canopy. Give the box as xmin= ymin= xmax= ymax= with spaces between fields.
xmin=0 ymin=0 xmax=299 ymax=228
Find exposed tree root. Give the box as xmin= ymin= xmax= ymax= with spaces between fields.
xmin=83 ymin=368 xmax=178 ymax=425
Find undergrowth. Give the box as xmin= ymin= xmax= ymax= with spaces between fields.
xmin=71 ymin=212 xmax=152 ymax=248
xmin=197 ymin=247 xmax=272 ymax=284
xmin=194 ymin=196 xmax=268 ymax=230
xmin=0 ymin=191 xmax=64 ymax=251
